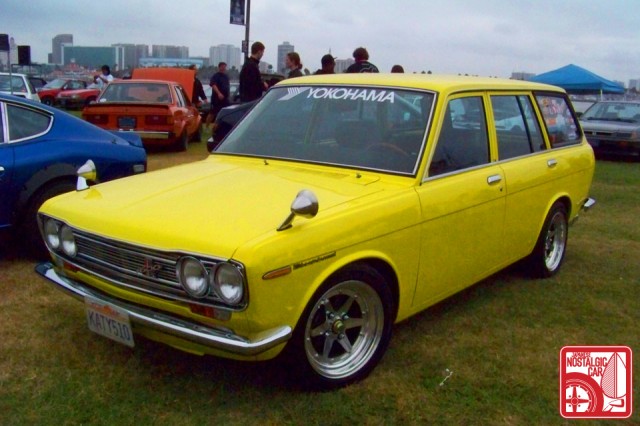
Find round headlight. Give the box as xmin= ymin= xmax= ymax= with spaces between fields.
xmin=60 ymin=225 xmax=77 ymax=257
xmin=44 ymin=219 xmax=60 ymax=250
xmin=212 ymin=263 xmax=244 ymax=305
xmin=177 ymin=257 xmax=209 ymax=298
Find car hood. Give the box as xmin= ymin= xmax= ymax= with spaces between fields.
xmin=43 ymin=155 xmax=409 ymax=259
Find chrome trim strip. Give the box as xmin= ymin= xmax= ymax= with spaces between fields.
xmin=120 ymin=130 xmax=170 ymax=139
xmin=35 ymin=262 xmax=291 ymax=356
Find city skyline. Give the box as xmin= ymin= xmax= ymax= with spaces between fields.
xmin=2 ymin=0 xmax=639 ymax=86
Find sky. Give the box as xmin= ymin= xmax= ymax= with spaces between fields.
xmin=2 ymin=0 xmax=640 ymax=85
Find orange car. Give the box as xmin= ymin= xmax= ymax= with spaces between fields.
xmin=82 ymin=68 xmax=202 ymax=151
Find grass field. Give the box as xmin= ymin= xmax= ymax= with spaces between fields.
xmin=0 ymin=147 xmax=637 ymax=425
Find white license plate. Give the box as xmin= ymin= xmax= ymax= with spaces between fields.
xmin=85 ymin=297 xmax=135 ymax=347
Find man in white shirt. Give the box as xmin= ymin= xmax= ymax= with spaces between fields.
xmin=94 ymin=65 xmax=114 ymax=89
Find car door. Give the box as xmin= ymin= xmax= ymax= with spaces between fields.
xmin=0 ymin=101 xmax=15 ymax=228
xmin=413 ymin=94 xmax=507 ymax=308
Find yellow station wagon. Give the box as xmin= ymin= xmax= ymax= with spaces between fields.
xmin=36 ymin=74 xmax=596 ymax=389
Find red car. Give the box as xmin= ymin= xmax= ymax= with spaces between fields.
xmin=82 ymin=68 xmax=202 ymax=151
xmin=55 ymin=83 xmax=101 ymax=109
xmin=37 ymin=78 xmax=87 ymax=105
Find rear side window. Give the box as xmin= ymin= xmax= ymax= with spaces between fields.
xmin=491 ymin=95 xmax=545 ymax=160
xmin=7 ymin=104 xmax=51 ymax=141
xmin=535 ymin=94 xmax=580 ymax=147
xmin=429 ymin=96 xmax=489 ymax=176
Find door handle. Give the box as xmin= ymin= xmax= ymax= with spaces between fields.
xmin=547 ymin=159 xmax=558 ymax=167
xmin=487 ymin=174 xmax=502 ymax=184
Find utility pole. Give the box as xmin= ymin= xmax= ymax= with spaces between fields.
xmin=244 ymin=0 xmax=251 ymax=61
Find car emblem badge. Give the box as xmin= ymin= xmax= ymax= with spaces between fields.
xmin=139 ymin=257 xmax=162 ymax=278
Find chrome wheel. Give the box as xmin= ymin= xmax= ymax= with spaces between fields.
xmin=543 ymin=209 xmax=567 ymax=272
xmin=304 ymin=279 xmax=385 ymax=380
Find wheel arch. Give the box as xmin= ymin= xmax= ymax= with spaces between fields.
xmin=317 ymin=255 xmax=400 ymax=323
xmin=15 ymin=163 xmax=77 ymax=223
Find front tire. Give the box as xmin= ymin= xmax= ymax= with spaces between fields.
xmin=286 ymin=265 xmax=394 ymax=389
xmin=528 ymin=201 xmax=568 ymax=277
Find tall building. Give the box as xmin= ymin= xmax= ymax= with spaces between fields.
xmin=277 ymin=41 xmax=294 ymax=75
xmin=52 ymin=34 xmax=73 ymax=65
xmin=209 ymin=44 xmax=241 ymax=70
xmin=152 ymin=45 xmax=188 ymax=59
xmin=62 ymin=45 xmax=124 ymax=70
xmin=112 ymin=43 xmax=149 ymax=69
xmin=335 ymin=58 xmax=354 ymax=73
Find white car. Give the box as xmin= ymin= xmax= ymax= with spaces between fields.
xmin=0 ymin=72 xmax=41 ymax=102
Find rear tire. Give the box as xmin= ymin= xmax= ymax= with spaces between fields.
xmin=41 ymin=96 xmax=54 ymax=106
xmin=284 ymin=264 xmax=394 ymax=390
xmin=190 ymin=124 xmax=202 ymax=142
xmin=528 ymin=201 xmax=568 ymax=278
xmin=175 ymin=131 xmax=188 ymax=152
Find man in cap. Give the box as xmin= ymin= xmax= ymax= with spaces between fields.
xmin=314 ymin=54 xmax=336 ymax=75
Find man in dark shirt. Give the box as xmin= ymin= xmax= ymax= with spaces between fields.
xmin=239 ymin=41 xmax=266 ymax=103
xmin=207 ymin=62 xmax=230 ymax=124
xmin=346 ymin=47 xmax=379 ymax=73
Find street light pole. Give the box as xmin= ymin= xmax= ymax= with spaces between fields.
xmin=244 ymin=0 xmax=251 ymax=61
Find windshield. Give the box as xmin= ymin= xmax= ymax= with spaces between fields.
xmin=42 ymin=79 xmax=67 ymax=89
xmin=581 ymin=102 xmax=640 ymax=123
xmin=99 ymin=82 xmax=172 ymax=103
xmin=216 ymin=85 xmax=434 ymax=175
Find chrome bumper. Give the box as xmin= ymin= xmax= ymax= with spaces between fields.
xmin=35 ymin=262 xmax=291 ymax=356
xmin=581 ymin=197 xmax=596 ymax=212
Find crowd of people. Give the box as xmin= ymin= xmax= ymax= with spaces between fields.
xmin=203 ymin=42 xmax=405 ymax=124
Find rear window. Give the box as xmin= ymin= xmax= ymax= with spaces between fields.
xmin=535 ymin=94 xmax=580 ymax=147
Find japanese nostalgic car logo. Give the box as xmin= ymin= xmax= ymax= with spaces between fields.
xmin=138 ymin=258 xmax=162 ymax=278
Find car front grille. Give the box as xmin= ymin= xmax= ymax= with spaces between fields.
xmin=67 ymin=229 xmax=226 ymax=306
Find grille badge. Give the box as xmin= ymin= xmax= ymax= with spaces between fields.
xmin=138 ymin=257 xmax=162 ymax=278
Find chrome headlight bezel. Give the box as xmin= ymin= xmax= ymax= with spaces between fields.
xmin=177 ymin=256 xmax=210 ymax=299
xmin=210 ymin=262 xmax=245 ymax=306
xmin=60 ymin=224 xmax=77 ymax=257
xmin=43 ymin=217 xmax=61 ymax=250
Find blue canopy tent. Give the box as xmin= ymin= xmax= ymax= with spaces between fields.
xmin=528 ymin=64 xmax=624 ymax=95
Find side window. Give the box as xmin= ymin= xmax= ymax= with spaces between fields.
xmin=535 ymin=94 xmax=580 ymax=147
xmin=491 ymin=95 xmax=545 ymax=160
xmin=429 ymin=96 xmax=489 ymax=176
xmin=7 ymin=104 xmax=51 ymax=141
xmin=174 ymin=86 xmax=186 ymax=107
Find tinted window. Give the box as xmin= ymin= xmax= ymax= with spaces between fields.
xmin=535 ymin=94 xmax=580 ymax=147
xmin=7 ymin=104 xmax=51 ymax=141
xmin=491 ymin=95 xmax=545 ymax=160
xmin=429 ymin=96 xmax=489 ymax=176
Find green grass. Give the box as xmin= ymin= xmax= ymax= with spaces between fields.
xmin=1 ymin=159 xmax=638 ymax=425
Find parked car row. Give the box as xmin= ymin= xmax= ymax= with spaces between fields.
xmin=579 ymin=100 xmax=640 ymax=157
xmin=36 ymin=74 xmax=596 ymax=389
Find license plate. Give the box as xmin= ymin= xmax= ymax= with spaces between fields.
xmin=85 ymin=297 xmax=135 ymax=347
xmin=118 ymin=116 xmax=136 ymax=128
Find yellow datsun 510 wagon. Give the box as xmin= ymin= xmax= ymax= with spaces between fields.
xmin=37 ymin=74 xmax=596 ymax=389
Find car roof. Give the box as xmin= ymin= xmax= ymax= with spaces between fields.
xmin=275 ymin=73 xmax=564 ymax=95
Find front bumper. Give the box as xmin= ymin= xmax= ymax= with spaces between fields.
xmin=35 ymin=262 xmax=292 ymax=356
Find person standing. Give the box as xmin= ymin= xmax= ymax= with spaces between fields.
xmin=345 ymin=47 xmax=379 ymax=73
xmin=189 ymin=64 xmax=207 ymax=106
xmin=239 ymin=41 xmax=267 ymax=103
xmin=285 ymin=52 xmax=304 ymax=78
xmin=314 ymin=54 xmax=336 ymax=75
xmin=206 ymin=62 xmax=231 ymax=126
xmin=94 ymin=65 xmax=113 ymax=89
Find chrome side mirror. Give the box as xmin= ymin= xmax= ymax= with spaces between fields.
xmin=76 ymin=159 xmax=96 ymax=191
xmin=277 ymin=190 xmax=319 ymax=231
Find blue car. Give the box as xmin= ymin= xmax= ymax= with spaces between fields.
xmin=0 ymin=93 xmax=147 ymax=255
